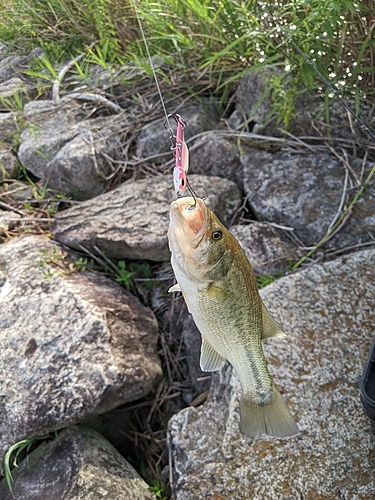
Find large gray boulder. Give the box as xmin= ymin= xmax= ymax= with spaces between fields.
xmin=240 ymin=148 xmax=375 ymax=249
xmin=17 ymin=99 xmax=123 ymax=200
xmin=0 ymin=234 xmax=162 ymax=469
xmin=0 ymin=426 xmax=155 ymax=499
xmin=168 ymin=248 xmax=375 ymax=499
xmin=53 ymin=174 xmax=242 ymax=262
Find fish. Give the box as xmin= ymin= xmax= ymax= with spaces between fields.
xmin=167 ymin=196 xmax=299 ymax=439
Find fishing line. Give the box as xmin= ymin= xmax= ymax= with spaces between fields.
xmin=264 ymin=6 xmax=375 ymax=144
xmin=131 ymin=0 xmax=174 ymax=140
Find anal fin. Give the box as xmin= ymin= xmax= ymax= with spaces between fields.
xmin=200 ymin=338 xmax=226 ymax=372
xmin=261 ymin=301 xmax=286 ymax=339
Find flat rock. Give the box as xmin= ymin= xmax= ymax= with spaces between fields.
xmin=0 ymin=426 xmax=154 ymax=499
xmin=168 ymin=248 xmax=375 ymax=499
xmin=53 ymin=174 xmax=242 ymax=262
xmin=0 ymin=234 xmax=162 ymax=468
xmin=230 ymin=222 xmax=297 ymax=275
xmin=240 ymin=148 xmax=375 ymax=249
xmin=136 ymin=103 xmax=219 ymax=163
xmin=17 ymin=99 xmax=123 ymax=200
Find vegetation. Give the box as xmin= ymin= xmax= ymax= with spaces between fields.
xmin=4 ymin=437 xmax=49 ymax=494
xmin=0 ymin=0 xmax=374 ymax=114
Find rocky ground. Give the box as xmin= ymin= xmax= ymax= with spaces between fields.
xmin=0 ymin=43 xmax=374 ymax=499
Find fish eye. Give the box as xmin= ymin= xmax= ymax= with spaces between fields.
xmin=212 ymin=229 xmax=222 ymax=241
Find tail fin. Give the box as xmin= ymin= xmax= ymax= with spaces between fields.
xmin=240 ymin=389 xmax=299 ymax=439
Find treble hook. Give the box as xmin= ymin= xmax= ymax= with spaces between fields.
xmin=187 ymin=180 xmax=198 ymax=208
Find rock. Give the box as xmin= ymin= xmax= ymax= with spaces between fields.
xmin=17 ymin=99 xmax=122 ymax=200
xmin=1 ymin=180 xmax=34 ymax=201
xmin=0 ymin=426 xmax=155 ymax=499
xmin=0 ymin=210 xmax=21 ymax=235
xmin=53 ymin=174 xmax=242 ymax=262
xmin=240 ymin=148 xmax=375 ymax=249
xmin=0 ymin=44 xmax=8 ymax=60
xmin=0 ymin=77 xmax=32 ymax=101
xmin=18 ymin=99 xmax=86 ymax=175
xmin=232 ymin=68 xmax=375 ymax=142
xmin=45 ymin=121 xmax=121 ymax=199
xmin=0 ymin=48 xmax=43 ymax=84
xmin=0 ymin=234 xmax=162 ymax=468
xmin=229 ymin=66 xmax=283 ymax=133
xmin=136 ymin=103 xmax=219 ymax=163
xmin=0 ymin=148 xmax=20 ymax=180
xmin=230 ymin=222 xmax=297 ymax=275
xmin=188 ymin=133 xmax=242 ymax=181
xmin=168 ymin=248 xmax=375 ymax=499
xmin=0 ymin=113 xmax=18 ymax=145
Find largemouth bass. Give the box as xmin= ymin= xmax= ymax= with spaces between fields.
xmin=168 ymin=197 xmax=298 ymax=439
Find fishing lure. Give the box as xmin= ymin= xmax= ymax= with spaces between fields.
xmin=172 ymin=114 xmax=189 ymax=197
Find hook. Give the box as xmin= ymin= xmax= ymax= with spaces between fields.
xmin=186 ymin=179 xmax=198 ymax=207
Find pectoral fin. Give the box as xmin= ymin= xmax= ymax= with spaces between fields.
xmin=168 ymin=283 xmax=182 ymax=293
xmin=200 ymin=338 xmax=226 ymax=372
xmin=261 ymin=301 xmax=286 ymax=339
xmin=203 ymin=283 xmax=231 ymax=302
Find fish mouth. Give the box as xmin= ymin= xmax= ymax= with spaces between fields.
xmin=169 ymin=197 xmax=210 ymax=252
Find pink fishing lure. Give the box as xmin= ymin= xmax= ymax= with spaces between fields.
xmin=173 ymin=115 xmax=189 ymax=196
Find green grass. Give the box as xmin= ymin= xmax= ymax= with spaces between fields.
xmin=0 ymin=0 xmax=374 ymax=119
xmin=4 ymin=437 xmax=46 ymax=495
xmin=148 ymin=479 xmax=167 ymax=500
xmin=256 ymin=272 xmax=285 ymax=288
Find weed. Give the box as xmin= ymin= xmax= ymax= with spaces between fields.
xmin=130 ymin=262 xmax=154 ymax=291
xmin=256 ymin=272 xmax=284 ymax=288
xmin=4 ymin=437 xmax=45 ymax=494
xmin=148 ymin=479 xmax=167 ymax=500
xmin=73 ymin=257 xmax=94 ymax=272
xmin=0 ymin=0 xmax=373 ymax=122
xmin=39 ymin=247 xmax=96 ymax=277
xmin=0 ymin=91 xmax=25 ymax=113
xmin=115 ymin=260 xmax=136 ymax=286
